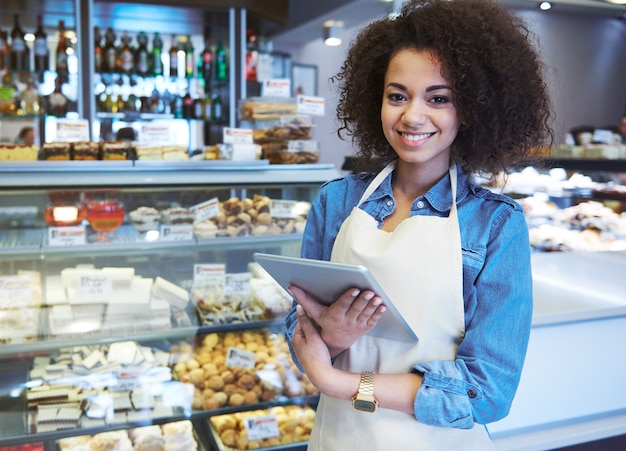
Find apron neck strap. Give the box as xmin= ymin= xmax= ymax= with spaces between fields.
xmin=358 ymin=161 xmax=458 ymax=207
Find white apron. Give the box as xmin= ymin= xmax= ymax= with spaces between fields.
xmin=308 ymin=162 xmax=493 ymax=450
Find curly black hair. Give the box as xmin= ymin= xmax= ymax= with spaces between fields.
xmin=333 ymin=0 xmax=554 ymax=175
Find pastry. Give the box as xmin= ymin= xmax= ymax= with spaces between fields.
xmin=129 ymin=206 xmax=161 ymax=233
xmin=161 ymin=207 xmax=195 ymax=225
xmin=72 ymin=141 xmax=100 ymax=160
xmin=101 ymin=141 xmax=131 ymax=160
xmin=162 ymin=420 xmax=197 ymax=451
xmin=193 ymin=219 xmax=218 ymax=239
xmin=42 ymin=142 xmax=71 ymax=160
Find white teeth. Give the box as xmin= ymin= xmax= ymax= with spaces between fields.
xmin=401 ymin=132 xmax=433 ymax=141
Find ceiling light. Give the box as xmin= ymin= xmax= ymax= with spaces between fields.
xmin=605 ymin=0 xmax=626 ymax=4
xmin=539 ymin=1 xmax=552 ymax=10
xmin=323 ymin=20 xmax=344 ymax=47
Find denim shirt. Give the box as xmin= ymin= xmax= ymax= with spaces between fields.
xmin=285 ymin=163 xmax=533 ymax=428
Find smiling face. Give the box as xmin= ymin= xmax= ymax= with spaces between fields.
xmin=381 ymin=48 xmax=460 ymax=173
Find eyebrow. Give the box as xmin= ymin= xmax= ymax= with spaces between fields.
xmin=386 ymin=82 xmax=452 ymax=92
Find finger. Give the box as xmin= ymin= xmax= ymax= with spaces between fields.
xmin=296 ymin=304 xmax=318 ymax=336
xmin=289 ymin=285 xmax=327 ymax=319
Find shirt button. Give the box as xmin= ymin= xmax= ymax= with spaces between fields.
xmin=467 ymin=389 xmax=477 ymax=399
xmin=416 ymin=200 xmax=425 ymax=209
xmin=387 ymin=200 xmax=393 ymax=207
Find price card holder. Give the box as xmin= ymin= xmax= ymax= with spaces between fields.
xmin=244 ymin=415 xmax=281 ymax=441
xmin=70 ymin=273 xmax=113 ymax=303
xmin=48 ymin=225 xmax=87 ymax=246
xmin=269 ymin=199 xmax=300 ymax=219
xmin=226 ymin=347 xmax=256 ymax=369
xmin=54 ymin=118 xmax=90 ymax=142
xmin=223 ymin=128 xmax=253 ymax=144
xmin=296 ymin=95 xmax=325 ymax=116
xmin=160 ymin=225 xmax=194 ymax=241
xmin=191 ymin=198 xmax=221 ymax=222
xmin=0 ymin=276 xmax=34 ymax=307
xmin=225 ymin=272 xmax=251 ymax=296
xmin=261 ymin=78 xmax=291 ymax=97
xmin=138 ymin=123 xmax=173 ymax=145
xmin=193 ymin=263 xmax=226 ymax=288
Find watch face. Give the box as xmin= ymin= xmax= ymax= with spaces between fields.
xmin=354 ymin=399 xmax=377 ymax=413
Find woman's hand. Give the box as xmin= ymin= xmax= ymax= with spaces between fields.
xmin=289 ymin=285 xmax=387 ymax=356
xmin=291 ymin=304 xmax=337 ymax=392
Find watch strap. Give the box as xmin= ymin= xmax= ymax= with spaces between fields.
xmin=359 ymin=370 xmax=375 ymax=396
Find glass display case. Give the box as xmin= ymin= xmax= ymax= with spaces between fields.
xmin=0 ymin=162 xmax=338 ymax=448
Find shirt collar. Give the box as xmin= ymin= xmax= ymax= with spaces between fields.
xmin=367 ymin=162 xmax=470 ymax=212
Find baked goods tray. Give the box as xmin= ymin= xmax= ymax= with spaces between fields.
xmin=200 ymin=403 xmax=316 ymax=451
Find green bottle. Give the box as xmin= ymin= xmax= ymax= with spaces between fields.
xmin=215 ymin=41 xmax=227 ymax=81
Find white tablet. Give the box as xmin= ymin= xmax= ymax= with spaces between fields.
xmin=253 ymin=253 xmax=418 ymax=343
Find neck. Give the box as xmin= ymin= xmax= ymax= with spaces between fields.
xmin=392 ymin=160 xmax=450 ymax=199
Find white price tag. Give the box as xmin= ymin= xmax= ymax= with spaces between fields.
xmin=244 ymin=415 xmax=280 ymax=441
xmin=75 ymin=274 xmax=113 ymax=300
xmin=269 ymin=199 xmax=299 ymax=219
xmin=225 ymin=272 xmax=251 ymax=296
xmin=190 ymin=198 xmax=221 ymax=222
xmin=160 ymin=225 xmax=194 ymax=241
xmin=226 ymin=347 xmax=256 ymax=369
xmin=0 ymin=276 xmax=33 ymax=304
xmin=193 ymin=264 xmax=226 ymax=288
xmin=261 ymin=78 xmax=291 ymax=97
xmin=48 ymin=226 xmax=87 ymax=246
xmin=296 ymin=95 xmax=325 ymax=116
xmin=55 ymin=119 xmax=90 ymax=142
xmin=223 ymin=128 xmax=253 ymax=144
xmin=138 ymin=123 xmax=172 ymax=145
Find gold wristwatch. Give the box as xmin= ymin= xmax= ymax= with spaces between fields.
xmin=352 ymin=371 xmax=378 ymax=413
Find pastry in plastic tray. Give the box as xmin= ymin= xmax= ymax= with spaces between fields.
xmin=171 ymin=331 xmax=318 ymax=412
xmin=41 ymin=142 xmax=70 ymax=160
xmin=264 ymin=140 xmax=319 ymax=164
xmin=209 ymin=405 xmax=315 ymax=450
xmin=239 ymin=97 xmax=297 ymax=121
xmin=72 ymin=141 xmax=100 ymax=160
xmin=0 ymin=144 xmax=39 ymax=161
xmin=56 ymin=420 xmax=201 ymax=450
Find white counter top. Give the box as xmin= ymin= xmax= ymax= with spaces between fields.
xmin=531 ymin=251 xmax=626 ymax=326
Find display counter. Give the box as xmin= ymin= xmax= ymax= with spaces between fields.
xmin=490 ymin=251 xmax=626 ymax=450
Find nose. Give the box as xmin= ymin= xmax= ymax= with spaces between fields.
xmin=401 ymin=100 xmax=428 ymax=128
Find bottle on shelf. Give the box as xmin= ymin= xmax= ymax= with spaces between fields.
xmin=94 ymin=26 xmax=103 ymax=73
xmin=118 ymin=32 xmax=134 ymax=74
xmin=19 ymin=75 xmax=41 ymax=115
xmin=168 ymin=34 xmax=179 ymax=78
xmin=202 ymin=91 xmax=212 ymax=121
xmin=46 ymin=77 xmax=68 ymax=117
xmin=0 ymin=30 xmax=9 ymax=71
xmin=184 ymin=35 xmax=194 ymax=79
xmin=151 ymin=32 xmax=163 ymax=77
xmin=34 ymin=15 xmax=49 ymax=74
xmin=211 ymin=90 xmax=223 ymax=122
xmin=182 ymin=89 xmax=194 ymax=119
xmin=135 ymin=31 xmax=149 ymax=76
xmin=10 ymin=14 xmax=29 ymax=72
xmin=103 ymin=27 xmax=117 ymax=73
xmin=199 ymin=31 xmax=213 ymax=86
xmin=215 ymin=41 xmax=227 ymax=81
xmin=171 ymin=91 xmax=183 ymax=118
xmin=149 ymin=86 xmax=164 ymax=114
xmin=55 ymin=20 xmax=69 ymax=84
xmin=0 ymin=69 xmax=18 ymax=115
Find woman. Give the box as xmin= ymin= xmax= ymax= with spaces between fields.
xmin=285 ymin=0 xmax=553 ymax=449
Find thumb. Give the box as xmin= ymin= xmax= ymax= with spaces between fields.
xmin=296 ymin=304 xmax=317 ymax=336
xmin=290 ymin=285 xmax=325 ymax=320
